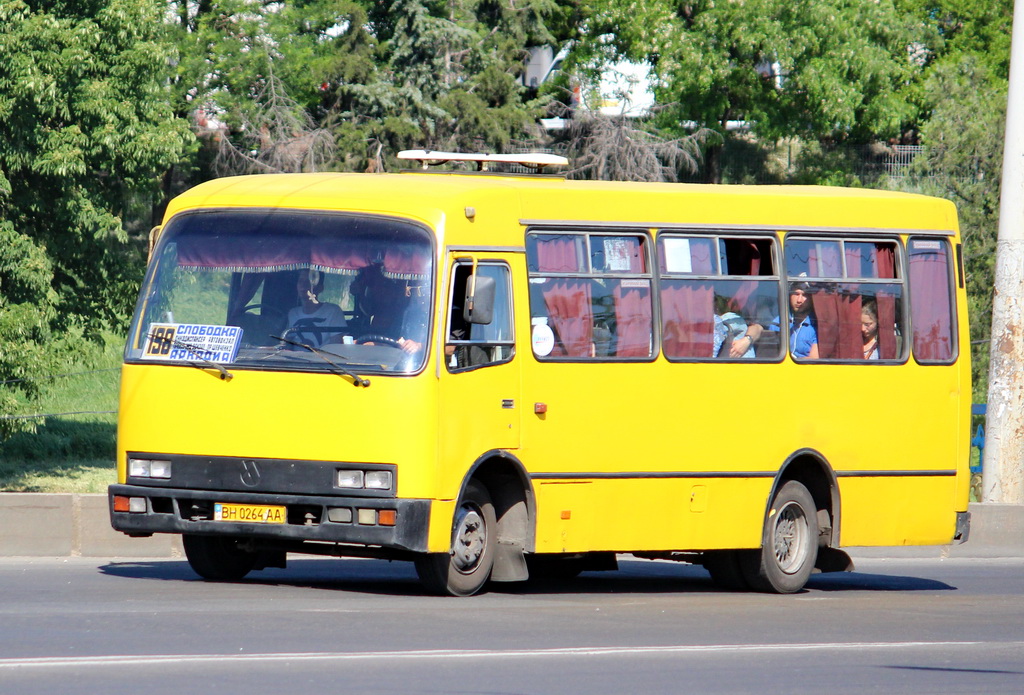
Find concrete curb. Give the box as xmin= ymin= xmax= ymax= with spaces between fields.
xmin=0 ymin=493 xmax=181 ymax=558
xmin=0 ymin=494 xmax=1020 ymax=559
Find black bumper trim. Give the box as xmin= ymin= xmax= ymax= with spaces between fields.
xmin=109 ymin=484 xmax=430 ymax=552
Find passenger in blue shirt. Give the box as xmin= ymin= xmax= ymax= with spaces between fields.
xmin=768 ymin=281 xmax=819 ymax=359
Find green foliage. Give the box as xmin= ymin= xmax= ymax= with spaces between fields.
xmin=0 ymin=0 xmax=191 ymax=433
xmin=0 ymin=327 xmax=119 ymax=484
xmin=572 ymin=0 xmax=935 ymax=181
xmin=885 ymin=2 xmax=1012 ymax=403
xmin=897 ymin=56 xmax=1006 ymax=403
xmin=0 ymin=329 xmax=118 ymax=490
xmin=172 ymin=0 xmax=562 ymax=172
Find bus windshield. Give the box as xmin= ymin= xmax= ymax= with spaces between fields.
xmin=125 ymin=209 xmax=435 ymax=375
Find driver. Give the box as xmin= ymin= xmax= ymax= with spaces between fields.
xmin=350 ymin=263 xmax=428 ymax=354
xmin=284 ymin=269 xmax=347 ymax=347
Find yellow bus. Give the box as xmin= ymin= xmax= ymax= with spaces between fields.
xmin=109 ymin=151 xmax=971 ymax=595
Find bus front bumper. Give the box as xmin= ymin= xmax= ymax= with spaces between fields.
xmin=108 ymin=484 xmax=431 ymax=553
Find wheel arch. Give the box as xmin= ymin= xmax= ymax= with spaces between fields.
xmin=458 ymin=450 xmax=536 ymax=581
xmin=769 ymin=448 xmax=841 ymax=547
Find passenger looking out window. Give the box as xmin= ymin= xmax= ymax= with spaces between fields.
xmin=771 ymin=278 xmax=819 ymax=359
xmin=861 ymin=299 xmax=879 ymax=360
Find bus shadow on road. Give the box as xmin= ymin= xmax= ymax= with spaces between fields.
xmin=98 ymin=557 xmax=955 ymax=596
xmin=804 ymin=570 xmax=955 ymax=592
xmin=498 ymin=559 xmax=957 ymax=595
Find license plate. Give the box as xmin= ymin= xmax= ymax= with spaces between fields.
xmin=214 ymin=503 xmax=286 ymax=524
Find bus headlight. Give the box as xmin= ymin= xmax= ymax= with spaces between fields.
xmin=128 ymin=458 xmax=172 ymax=479
xmin=364 ymin=471 xmax=393 ymax=490
xmin=336 ymin=470 xmax=364 ymax=488
xmin=335 ymin=468 xmax=394 ymax=492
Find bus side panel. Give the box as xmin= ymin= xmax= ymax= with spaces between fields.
xmin=837 ymin=477 xmax=958 ymax=546
xmin=532 ymin=478 xmax=769 ymax=553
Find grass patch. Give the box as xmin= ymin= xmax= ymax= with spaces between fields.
xmin=0 ymin=334 xmax=121 ymax=493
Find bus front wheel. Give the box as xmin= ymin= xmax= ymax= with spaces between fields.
xmin=740 ymin=480 xmax=818 ymax=593
xmin=415 ymin=480 xmax=496 ymax=596
xmin=183 ymin=534 xmax=258 ymax=581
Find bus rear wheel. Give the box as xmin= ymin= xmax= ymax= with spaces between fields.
xmin=182 ymin=534 xmax=258 ymax=581
xmin=415 ymin=480 xmax=496 ymax=596
xmin=740 ymin=481 xmax=818 ymax=593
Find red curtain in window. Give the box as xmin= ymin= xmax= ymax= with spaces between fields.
xmin=811 ymin=290 xmax=837 ymax=358
xmin=909 ymin=244 xmax=953 ymax=360
xmin=876 ymin=245 xmax=898 ymax=359
xmin=177 ymin=237 xmax=309 ymax=271
xmin=661 ymin=284 xmax=714 ymax=357
xmin=535 ymin=238 xmax=592 ymax=356
xmin=382 ymin=246 xmax=431 ymax=277
xmin=662 ymin=240 xmax=715 ymax=358
xmin=536 ymin=237 xmax=580 ymax=272
xmin=613 ymin=283 xmax=652 ymax=357
xmin=308 ymin=244 xmax=369 ymax=273
xmin=811 ymin=243 xmax=866 ymax=359
xmin=544 ymin=280 xmax=594 ymax=357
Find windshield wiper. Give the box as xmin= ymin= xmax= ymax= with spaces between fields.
xmin=271 ymin=335 xmax=371 ymax=387
xmin=147 ymin=332 xmax=233 ymax=381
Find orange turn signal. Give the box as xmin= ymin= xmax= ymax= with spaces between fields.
xmin=378 ymin=509 xmax=397 ymax=527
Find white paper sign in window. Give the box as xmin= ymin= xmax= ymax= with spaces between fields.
xmin=604 ymin=238 xmax=634 ymax=272
xmin=662 ymin=238 xmax=693 ymax=273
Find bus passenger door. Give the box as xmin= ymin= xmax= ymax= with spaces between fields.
xmin=439 ymin=257 xmax=521 ymax=472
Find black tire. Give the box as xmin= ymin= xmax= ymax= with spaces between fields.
xmin=740 ymin=480 xmax=819 ymax=593
xmin=182 ymin=534 xmax=258 ymax=581
xmin=701 ymin=550 xmax=752 ymax=591
xmin=415 ymin=480 xmax=496 ymax=596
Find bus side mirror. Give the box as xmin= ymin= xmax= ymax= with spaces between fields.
xmin=464 ymin=274 xmax=495 ymax=325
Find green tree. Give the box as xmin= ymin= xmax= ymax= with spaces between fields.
xmin=0 ymin=0 xmax=191 ymax=432
xmin=573 ymin=0 xmax=935 ymax=182
xmin=172 ymin=0 xmax=561 ymax=174
xmin=895 ymin=1 xmax=1013 ymax=402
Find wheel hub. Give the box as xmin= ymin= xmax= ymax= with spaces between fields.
xmin=452 ymin=506 xmax=486 ymax=573
xmin=773 ymin=502 xmax=809 ymax=575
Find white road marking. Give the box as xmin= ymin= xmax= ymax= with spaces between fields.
xmin=2 ymin=641 xmax=1017 ymax=670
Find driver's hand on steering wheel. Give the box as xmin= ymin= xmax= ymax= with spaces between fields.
xmin=398 ymin=337 xmax=422 ymax=354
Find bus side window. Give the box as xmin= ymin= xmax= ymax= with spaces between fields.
xmin=784 ymin=238 xmax=904 ymax=361
xmin=527 ymin=232 xmax=653 ymax=360
xmin=908 ymin=238 xmax=956 ymax=362
xmin=446 ymin=263 xmax=514 ymax=371
xmin=660 ymin=235 xmax=780 ymax=360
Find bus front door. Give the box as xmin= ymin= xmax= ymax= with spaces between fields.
xmin=438 ymin=257 xmax=521 ymax=473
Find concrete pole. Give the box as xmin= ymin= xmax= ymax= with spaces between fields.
xmin=983 ymin=0 xmax=1024 ymax=503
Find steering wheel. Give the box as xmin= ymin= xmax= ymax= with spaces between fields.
xmin=355 ymin=334 xmax=402 ymax=348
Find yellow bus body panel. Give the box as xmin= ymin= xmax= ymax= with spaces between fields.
xmin=118 ymin=171 xmax=970 ymax=557
xmin=117 ymin=363 xmax=441 ymax=500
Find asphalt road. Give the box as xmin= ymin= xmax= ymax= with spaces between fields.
xmin=1 ymin=555 xmax=1022 ymax=694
